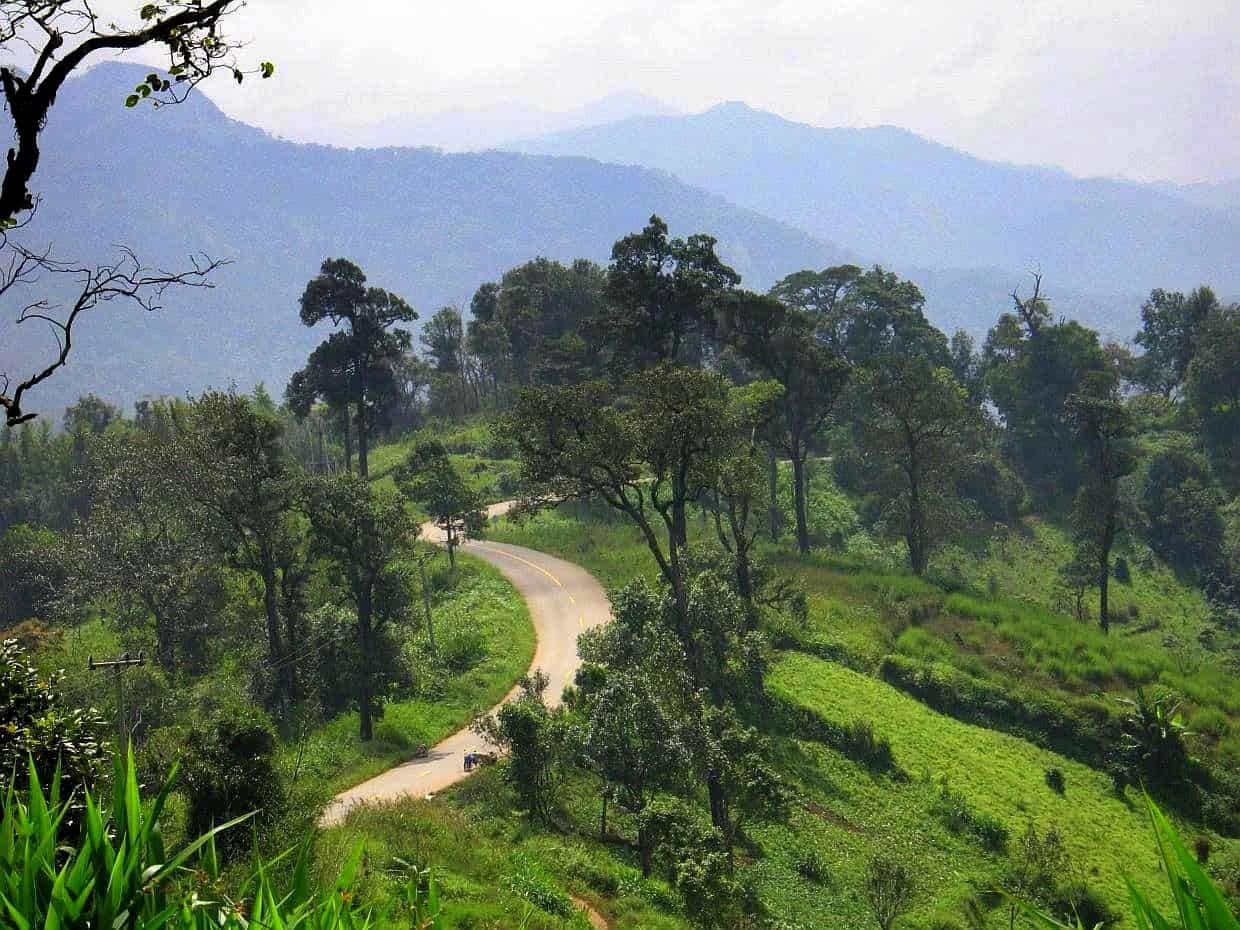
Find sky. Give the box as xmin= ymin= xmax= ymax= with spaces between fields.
xmin=95 ymin=0 xmax=1239 ymax=184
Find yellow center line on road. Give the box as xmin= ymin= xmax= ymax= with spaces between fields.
xmin=474 ymin=542 xmax=564 ymax=588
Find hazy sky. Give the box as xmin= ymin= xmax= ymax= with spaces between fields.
xmin=101 ymin=0 xmax=1238 ymax=183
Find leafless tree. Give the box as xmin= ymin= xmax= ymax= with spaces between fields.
xmin=0 ymin=0 xmax=271 ymax=425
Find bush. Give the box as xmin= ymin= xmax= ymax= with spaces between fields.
xmin=0 ymin=638 xmax=108 ymax=803
xmin=793 ymin=846 xmax=830 ymax=884
xmin=0 ymin=753 xmax=436 ymax=930
xmin=505 ymin=856 xmax=575 ymax=918
xmin=1044 ymin=768 xmax=1066 ymax=795
xmin=179 ymin=699 xmax=284 ymax=849
xmin=438 ymin=626 xmax=488 ymax=673
xmin=930 ymin=782 xmax=1009 ymax=851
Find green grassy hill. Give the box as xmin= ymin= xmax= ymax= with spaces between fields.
xmin=481 ymin=498 xmax=1238 ymax=928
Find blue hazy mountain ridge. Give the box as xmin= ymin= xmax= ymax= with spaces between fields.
xmin=507 ymin=101 xmax=1240 ymax=302
xmin=352 ymin=92 xmax=682 ymax=150
xmin=2 ymin=64 xmax=845 ymax=415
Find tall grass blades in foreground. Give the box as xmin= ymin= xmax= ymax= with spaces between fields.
xmin=1013 ymin=796 xmax=1238 ymax=930
xmin=0 ymin=748 xmax=444 ymax=930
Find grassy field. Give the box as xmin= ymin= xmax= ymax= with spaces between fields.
xmin=484 ymin=499 xmax=1239 ymax=926
xmin=319 ymin=767 xmax=690 ymax=930
xmin=768 ymin=653 xmax=1179 ymax=924
xmin=489 ymin=498 xmax=1239 ymax=770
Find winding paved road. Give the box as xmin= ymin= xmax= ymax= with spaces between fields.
xmin=320 ymin=502 xmax=611 ymax=826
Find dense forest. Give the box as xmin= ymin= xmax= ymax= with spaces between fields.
xmin=3 ymin=4 xmax=1240 ymax=930
xmin=6 ymin=208 xmax=1240 ymax=927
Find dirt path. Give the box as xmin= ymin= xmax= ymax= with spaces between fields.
xmin=320 ymin=502 xmax=611 ymax=826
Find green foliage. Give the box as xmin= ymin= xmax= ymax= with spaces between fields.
xmin=983 ymin=309 xmax=1110 ymax=505
xmin=1114 ymin=687 xmax=1192 ymax=790
xmin=476 ymin=674 xmax=573 ymax=825
xmin=0 ymin=751 xmax=441 ymax=930
xmin=1185 ymin=305 xmax=1240 ymax=491
xmin=1014 ymin=797 xmax=1238 ymax=930
xmin=1140 ymin=434 xmax=1225 ymax=570
xmin=861 ymin=854 xmax=917 ymax=930
xmin=397 ymin=440 xmax=486 ymax=566
xmin=0 ymin=524 xmax=60 ymax=624
xmin=179 ymin=699 xmax=284 ymax=850
xmin=0 ymin=639 xmax=109 ymax=801
xmin=929 ymin=780 xmax=1010 ymax=851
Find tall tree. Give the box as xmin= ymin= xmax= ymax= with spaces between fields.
xmin=65 ymin=429 xmax=222 ymax=673
xmin=1066 ymin=373 xmax=1137 ymax=632
xmin=1133 ymin=287 xmax=1222 ymax=397
xmin=174 ymin=392 xmax=304 ymax=706
xmin=305 ymin=474 xmax=415 ymax=741
xmin=593 ymin=215 xmax=739 ymax=371
xmin=295 ymin=258 xmax=417 ymax=477
xmin=421 ymin=306 xmax=477 ymax=418
xmin=855 ymin=357 xmax=973 ymax=575
xmin=723 ymin=291 xmax=849 ymax=555
xmin=984 ymin=284 xmax=1109 ymax=505
xmin=0 ymin=1 xmax=271 ymax=425
xmin=1184 ymin=306 xmax=1240 ymax=492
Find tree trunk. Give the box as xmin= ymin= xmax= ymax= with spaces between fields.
xmin=707 ymin=774 xmax=735 ymax=872
xmin=356 ymin=399 xmax=369 ymax=479
xmin=261 ymin=564 xmax=291 ymax=709
xmin=600 ymin=792 xmax=608 ymax=838
xmin=767 ymin=446 xmax=780 ymax=540
xmin=419 ymin=559 xmax=436 ymax=652
xmin=638 ymin=823 xmax=653 ymax=878
xmin=1099 ymin=551 xmax=1110 ymax=634
xmin=907 ymin=465 xmax=927 ymax=576
xmin=340 ymin=411 xmax=353 ymax=474
xmin=358 ymin=582 xmax=374 ymax=741
xmin=791 ymin=451 xmax=810 ymax=556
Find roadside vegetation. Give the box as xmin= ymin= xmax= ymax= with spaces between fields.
xmin=4 ymin=154 xmax=1239 ymax=928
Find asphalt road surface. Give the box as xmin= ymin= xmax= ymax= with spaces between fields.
xmin=320 ymin=502 xmax=610 ymax=826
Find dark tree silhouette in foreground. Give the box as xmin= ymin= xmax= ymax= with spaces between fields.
xmin=0 ymin=0 xmax=272 ymax=425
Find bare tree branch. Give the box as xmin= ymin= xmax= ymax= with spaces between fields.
xmin=0 ymin=243 xmax=227 ymax=425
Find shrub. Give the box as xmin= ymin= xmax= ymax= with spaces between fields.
xmin=438 ymin=626 xmax=488 ymax=673
xmin=0 ymin=638 xmax=108 ymax=803
xmin=931 ymin=782 xmax=1009 ymax=851
xmin=0 ymin=752 xmax=440 ymax=930
xmin=793 ymin=846 xmax=830 ymax=884
xmin=179 ymin=699 xmax=284 ymax=849
xmin=1044 ymin=768 xmax=1066 ymax=795
xmin=1016 ymin=798 xmax=1238 ymax=930
xmin=505 ymin=856 xmax=575 ymax=918
xmin=862 ymin=854 xmax=917 ymax=930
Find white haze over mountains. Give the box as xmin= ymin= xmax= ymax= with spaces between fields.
xmin=352 ymin=93 xmax=680 ymax=151
xmin=82 ymin=0 xmax=1240 ymax=186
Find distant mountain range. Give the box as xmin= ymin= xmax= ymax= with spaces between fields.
xmin=5 ymin=65 xmax=1234 ymax=419
xmin=0 ymin=64 xmax=842 ymax=416
xmin=354 ymin=92 xmax=681 ymax=150
xmin=507 ymin=102 xmax=1240 ymax=301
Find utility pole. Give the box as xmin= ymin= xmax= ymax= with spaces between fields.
xmin=88 ymin=652 xmax=145 ymax=748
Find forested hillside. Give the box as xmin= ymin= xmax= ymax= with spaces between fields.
xmin=4 ymin=8 xmax=1239 ymax=930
